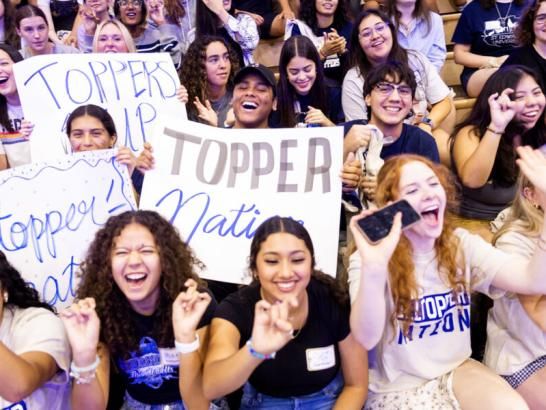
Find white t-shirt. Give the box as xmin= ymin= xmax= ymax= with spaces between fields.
xmin=341 ymin=49 xmax=450 ymax=121
xmin=484 ymin=230 xmax=546 ymax=376
xmin=0 ymin=307 xmax=71 ymax=409
xmin=0 ymin=104 xmax=31 ymax=168
xmin=348 ymin=228 xmax=514 ymax=393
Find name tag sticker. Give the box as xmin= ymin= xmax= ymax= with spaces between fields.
xmin=159 ymin=347 xmax=179 ymax=366
xmin=306 ymin=345 xmax=335 ymax=372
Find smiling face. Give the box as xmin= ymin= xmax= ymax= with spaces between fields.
xmin=232 ymin=73 xmax=276 ymax=129
xmin=205 ymin=41 xmax=231 ymax=89
xmin=358 ymin=14 xmax=393 ymax=65
xmin=286 ymin=56 xmax=316 ymax=96
xmin=0 ymin=50 xmax=17 ymax=98
xmin=316 ymin=0 xmax=338 ymax=16
xmin=86 ymin=0 xmax=110 ymax=15
xmin=397 ymin=161 xmax=446 ymax=250
xmin=96 ymin=22 xmax=129 ymax=52
xmin=255 ymin=232 xmax=312 ymax=304
xmin=118 ymin=0 xmax=143 ymax=26
xmin=17 ymin=16 xmax=48 ymax=53
xmin=534 ymin=2 xmax=546 ymax=45
xmin=510 ymin=74 xmax=546 ymax=130
xmin=111 ymin=222 xmax=161 ymax=316
xmin=366 ymin=74 xmax=413 ymax=134
xmin=69 ymin=115 xmax=116 ymax=152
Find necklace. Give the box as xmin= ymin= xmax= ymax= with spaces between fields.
xmin=494 ymin=0 xmax=513 ymax=24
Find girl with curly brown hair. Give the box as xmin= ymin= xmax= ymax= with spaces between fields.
xmin=179 ymin=35 xmax=239 ymax=127
xmin=60 ymin=210 xmax=218 ymax=409
xmin=348 ymin=148 xmax=546 ymax=409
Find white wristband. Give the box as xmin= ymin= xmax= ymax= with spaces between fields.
xmin=70 ymin=355 xmax=100 ymax=384
xmin=175 ymin=333 xmax=200 ymax=354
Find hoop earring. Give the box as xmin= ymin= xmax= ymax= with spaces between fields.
xmin=3 ymin=291 xmax=7 ymax=304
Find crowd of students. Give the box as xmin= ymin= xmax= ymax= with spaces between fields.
xmin=1 ymin=0 xmax=546 ymax=408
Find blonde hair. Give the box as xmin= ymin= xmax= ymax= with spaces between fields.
xmin=374 ymin=155 xmax=466 ymax=336
xmin=92 ymin=19 xmax=137 ymax=53
xmin=492 ymin=172 xmax=544 ymax=243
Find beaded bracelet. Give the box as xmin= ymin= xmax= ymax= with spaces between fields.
xmin=246 ymin=339 xmax=276 ymax=360
xmin=175 ymin=334 xmax=200 ymax=355
xmin=70 ymin=355 xmax=100 ymax=385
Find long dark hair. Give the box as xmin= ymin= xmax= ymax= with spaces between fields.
xmin=76 ymin=210 xmax=205 ymax=358
xmin=298 ymin=0 xmax=351 ymax=35
xmin=2 ymin=0 xmax=20 ymax=48
xmin=277 ymin=36 xmax=328 ymax=127
xmin=249 ymin=216 xmax=348 ymax=305
xmin=349 ymin=9 xmax=408 ymax=75
xmin=386 ymin=0 xmax=432 ymax=36
xmin=196 ymin=0 xmax=235 ymax=36
xmin=451 ymin=65 xmax=546 ymax=187
xmin=0 ymin=44 xmax=23 ymax=133
xmin=0 ymin=251 xmax=54 ymax=312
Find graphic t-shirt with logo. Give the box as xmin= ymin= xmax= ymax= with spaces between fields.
xmin=452 ymin=0 xmax=528 ymax=86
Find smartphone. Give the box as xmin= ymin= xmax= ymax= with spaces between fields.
xmin=357 ymin=199 xmax=421 ymax=243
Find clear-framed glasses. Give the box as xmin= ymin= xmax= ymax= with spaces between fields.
xmin=535 ymin=13 xmax=546 ymax=25
xmin=373 ymin=82 xmax=412 ymax=97
xmin=359 ymin=22 xmax=388 ymax=39
xmin=118 ymin=0 xmax=142 ymax=7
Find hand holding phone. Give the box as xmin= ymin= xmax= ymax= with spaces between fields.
xmin=356 ymin=199 xmax=421 ymax=244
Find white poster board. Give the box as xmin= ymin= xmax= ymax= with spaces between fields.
xmin=14 ymin=53 xmax=184 ymax=161
xmin=0 ymin=150 xmax=137 ymax=308
xmin=140 ymin=121 xmax=343 ymax=284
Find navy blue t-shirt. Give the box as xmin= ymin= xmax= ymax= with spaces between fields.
xmin=343 ymin=120 xmax=440 ymax=163
xmin=452 ymin=0 xmax=528 ymax=88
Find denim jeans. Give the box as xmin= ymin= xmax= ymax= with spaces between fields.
xmin=240 ymin=372 xmax=343 ymax=410
xmin=122 ymin=393 xmax=229 ymax=410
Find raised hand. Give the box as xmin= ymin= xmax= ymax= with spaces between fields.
xmin=20 ymin=119 xmax=34 ymax=140
xmin=516 ymin=146 xmax=546 ymax=206
xmin=194 ymin=97 xmax=219 ymax=126
xmin=136 ymin=142 xmax=155 ymax=172
xmin=176 ymin=84 xmax=189 ymax=104
xmin=202 ymin=0 xmax=228 ymax=17
xmin=172 ymin=279 xmax=212 ymax=343
xmin=349 ymin=210 xmax=402 ymax=271
xmin=488 ymin=88 xmax=517 ymax=132
xmin=80 ymin=4 xmax=99 ymax=35
xmin=60 ymin=298 xmax=101 ymax=366
xmin=249 ymin=298 xmax=297 ymax=356
xmin=360 ymin=174 xmax=378 ymax=201
xmin=340 ymin=152 xmax=362 ymax=191
xmin=115 ymin=146 xmax=137 ymax=176
xmin=147 ymin=0 xmax=166 ymax=25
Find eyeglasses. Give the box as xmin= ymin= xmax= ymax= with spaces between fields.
xmin=535 ymin=13 xmax=546 ymax=25
xmin=373 ymin=82 xmax=412 ymax=97
xmin=359 ymin=22 xmax=388 ymax=39
xmin=118 ymin=0 xmax=142 ymax=7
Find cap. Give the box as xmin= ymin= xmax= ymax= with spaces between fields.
xmin=233 ymin=64 xmax=276 ymax=95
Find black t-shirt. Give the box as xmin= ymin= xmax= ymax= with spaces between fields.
xmin=503 ymin=45 xmax=546 ymax=91
xmin=115 ymin=290 xmax=216 ymax=405
xmin=215 ymin=278 xmax=350 ymax=397
xmin=343 ymin=121 xmax=440 ymax=163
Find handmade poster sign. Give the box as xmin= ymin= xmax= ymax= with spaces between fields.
xmin=140 ymin=120 xmax=343 ymax=284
